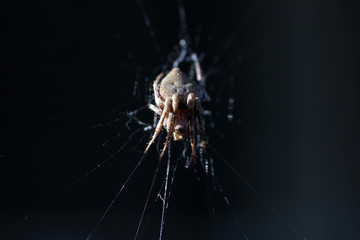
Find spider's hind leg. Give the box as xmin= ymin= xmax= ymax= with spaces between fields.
xmin=191 ymin=53 xmax=205 ymax=88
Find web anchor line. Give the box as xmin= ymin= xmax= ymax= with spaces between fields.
xmin=158 ymin=143 xmax=172 ymax=240
xmin=86 ymin=153 xmax=148 ymax=240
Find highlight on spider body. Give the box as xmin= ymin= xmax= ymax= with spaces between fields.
xmin=145 ymin=67 xmax=210 ymax=163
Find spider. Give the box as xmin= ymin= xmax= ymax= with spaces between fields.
xmin=145 ymin=61 xmax=210 ymax=163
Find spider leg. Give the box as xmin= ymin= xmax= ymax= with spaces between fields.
xmin=172 ymin=94 xmax=179 ymax=112
xmin=187 ymin=93 xmax=197 ymax=163
xmin=159 ymin=94 xmax=178 ymax=158
xmin=145 ymin=98 xmax=170 ymax=153
xmin=191 ymin=54 xmax=210 ymax=103
xmin=148 ymin=103 xmax=162 ymax=115
xmin=160 ymin=112 xmax=174 ymax=159
xmin=191 ymin=53 xmax=205 ymax=87
xmin=196 ymin=98 xmax=206 ymax=151
xmin=154 ymin=72 xmax=165 ymax=106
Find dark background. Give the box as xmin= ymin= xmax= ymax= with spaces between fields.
xmin=2 ymin=0 xmax=360 ymax=239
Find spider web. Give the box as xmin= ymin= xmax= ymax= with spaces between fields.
xmin=1 ymin=0 xmax=315 ymax=240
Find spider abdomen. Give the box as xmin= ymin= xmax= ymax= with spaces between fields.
xmin=159 ymin=68 xmax=203 ymax=103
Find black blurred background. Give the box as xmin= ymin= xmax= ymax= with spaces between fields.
xmin=2 ymin=0 xmax=360 ymax=239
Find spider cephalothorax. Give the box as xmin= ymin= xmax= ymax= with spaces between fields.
xmin=145 ymin=67 xmax=210 ymax=162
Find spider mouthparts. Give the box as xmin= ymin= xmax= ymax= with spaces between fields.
xmin=173 ymin=132 xmax=186 ymax=140
xmin=174 ymin=126 xmax=187 ymax=140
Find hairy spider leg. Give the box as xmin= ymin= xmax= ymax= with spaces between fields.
xmin=148 ymin=104 xmax=162 ymax=115
xmin=159 ymin=94 xmax=179 ymax=158
xmin=153 ymin=72 xmax=165 ymax=106
xmin=187 ymin=93 xmax=197 ymax=163
xmin=160 ymin=112 xmax=174 ymax=159
xmin=145 ymin=98 xmax=170 ymax=153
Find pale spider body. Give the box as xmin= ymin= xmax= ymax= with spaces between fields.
xmin=145 ymin=67 xmax=210 ymax=162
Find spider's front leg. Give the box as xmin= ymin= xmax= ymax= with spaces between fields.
xmin=145 ymin=98 xmax=170 ymax=153
xmin=159 ymin=94 xmax=179 ymax=159
xmin=160 ymin=112 xmax=175 ymax=159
